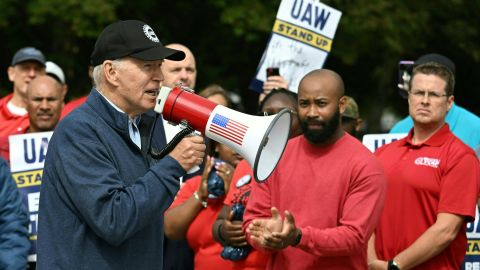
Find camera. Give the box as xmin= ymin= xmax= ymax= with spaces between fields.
xmin=398 ymin=60 xmax=414 ymax=98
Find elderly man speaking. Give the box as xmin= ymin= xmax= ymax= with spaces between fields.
xmin=37 ymin=20 xmax=206 ymax=269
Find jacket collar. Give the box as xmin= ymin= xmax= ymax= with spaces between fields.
xmin=86 ymin=88 xmax=130 ymax=134
xmin=85 ymin=88 xmax=157 ymax=141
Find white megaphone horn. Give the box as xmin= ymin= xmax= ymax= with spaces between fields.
xmin=155 ymin=86 xmax=291 ymax=182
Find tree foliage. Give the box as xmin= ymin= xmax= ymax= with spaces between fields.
xmin=0 ymin=0 xmax=478 ymax=132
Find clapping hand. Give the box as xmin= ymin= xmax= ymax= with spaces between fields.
xmin=247 ymin=207 xmax=285 ymax=250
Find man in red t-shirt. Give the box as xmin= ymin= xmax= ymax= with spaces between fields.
xmin=61 ymin=65 xmax=90 ymax=118
xmin=0 ymin=47 xmax=46 ymax=162
xmin=368 ymin=54 xmax=480 ymax=270
xmin=243 ymin=69 xmax=387 ymax=270
xmin=212 ymin=89 xmax=301 ymax=270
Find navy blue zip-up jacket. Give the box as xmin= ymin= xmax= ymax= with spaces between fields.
xmin=37 ymin=89 xmax=185 ymax=269
xmin=0 ymin=157 xmax=29 ymax=270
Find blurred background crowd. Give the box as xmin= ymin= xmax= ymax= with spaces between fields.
xmin=1 ymin=0 xmax=479 ymax=134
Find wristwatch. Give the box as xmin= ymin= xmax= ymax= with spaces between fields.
xmin=388 ymin=259 xmax=400 ymax=270
xmin=292 ymin=229 xmax=302 ymax=246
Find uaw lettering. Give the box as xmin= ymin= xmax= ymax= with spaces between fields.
xmin=464 ymin=207 xmax=480 ymax=270
xmin=467 ymin=240 xmax=480 ymax=255
xmin=9 ymin=132 xmax=52 ymax=172
xmin=13 ymin=169 xmax=43 ymax=188
xmin=273 ymin=19 xmax=332 ymax=52
xmin=465 ymin=261 xmax=480 ymax=270
xmin=250 ymin=0 xmax=341 ymax=93
xmin=9 ymin=131 xmax=53 ymax=262
xmin=28 ymin=192 xmax=40 ymax=241
xmin=290 ymin=0 xmax=331 ymax=30
xmin=361 ymin=133 xmax=407 ymax=152
xmin=277 ymin=0 xmax=341 ymax=36
xmin=24 ymin=137 xmax=48 ymax=164
xmin=465 ymin=238 xmax=480 ymax=270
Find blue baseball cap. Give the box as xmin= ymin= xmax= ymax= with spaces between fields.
xmin=11 ymin=47 xmax=46 ymax=67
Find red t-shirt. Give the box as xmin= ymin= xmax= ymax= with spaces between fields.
xmin=225 ymin=159 xmax=253 ymax=207
xmin=374 ymin=124 xmax=480 ymax=270
xmin=61 ymin=96 xmax=87 ymax=118
xmin=169 ymin=176 xmax=234 ymax=270
xmin=224 ymin=159 xmax=269 ymax=270
xmin=0 ymin=94 xmax=29 ymax=162
xmin=244 ymin=134 xmax=387 ymax=270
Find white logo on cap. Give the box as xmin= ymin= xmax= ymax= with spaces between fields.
xmin=143 ymin=25 xmax=159 ymax=43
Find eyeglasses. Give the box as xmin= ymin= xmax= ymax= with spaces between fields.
xmin=408 ymin=90 xmax=448 ymax=100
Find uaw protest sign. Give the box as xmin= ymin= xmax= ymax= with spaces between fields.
xmin=9 ymin=131 xmax=53 ymax=262
xmin=362 ymin=133 xmax=480 ymax=270
xmin=465 ymin=207 xmax=480 ymax=270
xmin=250 ymin=0 xmax=342 ymax=93
xmin=362 ymin=133 xmax=407 ymax=152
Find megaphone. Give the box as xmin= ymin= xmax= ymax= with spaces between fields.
xmin=155 ymin=86 xmax=291 ymax=182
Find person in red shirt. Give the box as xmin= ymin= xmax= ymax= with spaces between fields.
xmin=368 ymin=54 xmax=480 ymax=270
xmin=163 ymin=86 xmax=242 ymax=270
xmin=164 ymin=154 xmax=238 ymax=270
xmin=243 ymin=69 xmax=387 ymax=270
xmin=61 ymin=65 xmax=90 ymax=118
xmin=61 ymin=95 xmax=87 ymax=117
xmin=0 ymin=47 xmax=46 ymax=162
xmin=15 ymin=75 xmax=64 ymax=270
xmin=25 ymin=75 xmax=64 ymax=133
xmin=212 ymin=89 xmax=301 ymax=270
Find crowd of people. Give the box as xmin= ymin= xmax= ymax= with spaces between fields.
xmin=0 ymin=19 xmax=479 ymax=270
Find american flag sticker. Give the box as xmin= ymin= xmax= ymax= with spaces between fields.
xmin=210 ymin=114 xmax=249 ymax=146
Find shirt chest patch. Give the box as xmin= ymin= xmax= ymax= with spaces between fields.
xmin=414 ymin=156 xmax=440 ymax=168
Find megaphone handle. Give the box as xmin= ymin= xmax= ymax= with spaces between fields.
xmin=187 ymin=165 xmax=200 ymax=174
xmin=150 ymin=124 xmax=194 ymax=160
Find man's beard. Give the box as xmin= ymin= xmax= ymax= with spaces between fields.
xmin=300 ymin=108 xmax=340 ymax=144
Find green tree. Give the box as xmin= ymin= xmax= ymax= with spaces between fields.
xmin=1 ymin=0 xmax=478 ymax=132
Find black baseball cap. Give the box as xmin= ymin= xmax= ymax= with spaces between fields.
xmin=413 ymin=53 xmax=455 ymax=75
xmin=11 ymin=47 xmax=46 ymax=67
xmin=90 ymin=20 xmax=185 ymax=66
